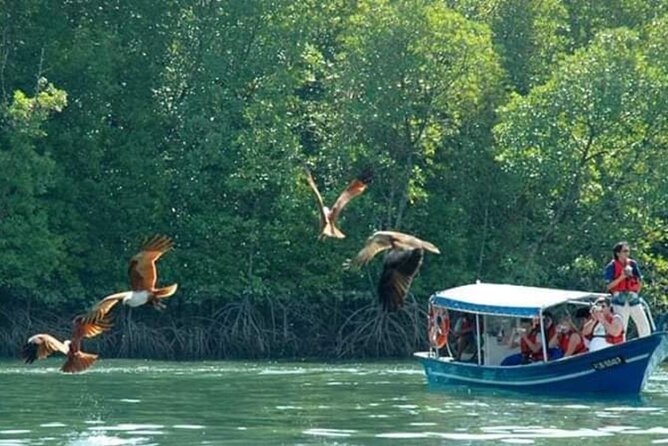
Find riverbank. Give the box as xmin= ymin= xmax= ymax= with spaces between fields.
xmin=0 ymin=295 xmax=427 ymax=360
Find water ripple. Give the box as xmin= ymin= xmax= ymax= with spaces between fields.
xmin=2 ymin=360 xmax=668 ymax=445
xmin=303 ymin=428 xmax=357 ymax=438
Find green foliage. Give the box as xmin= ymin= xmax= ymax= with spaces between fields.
xmin=494 ymin=28 xmax=668 ymax=289
xmin=563 ymin=0 xmax=668 ymax=49
xmin=0 ymin=81 xmax=67 ymax=293
xmin=2 ymin=0 xmax=668 ymax=358
xmin=447 ymin=0 xmax=570 ymax=94
xmin=329 ymin=0 xmax=503 ymax=230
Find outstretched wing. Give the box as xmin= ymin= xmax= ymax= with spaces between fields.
xmin=381 ymin=231 xmax=440 ymax=254
xmin=73 ymin=291 xmax=130 ymax=338
xmin=350 ymin=232 xmax=393 ymax=268
xmin=22 ymin=334 xmax=69 ymax=363
xmin=72 ymin=315 xmax=114 ymax=340
xmin=304 ymin=166 xmax=328 ymax=227
xmin=329 ymin=168 xmax=372 ymax=224
xmin=377 ymin=248 xmax=424 ymax=312
xmin=128 ymin=235 xmax=174 ymax=291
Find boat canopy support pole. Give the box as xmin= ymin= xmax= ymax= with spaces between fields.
xmin=476 ymin=314 xmax=482 ymax=366
xmin=641 ymin=297 xmax=657 ymax=332
xmin=539 ymin=309 xmax=548 ymax=362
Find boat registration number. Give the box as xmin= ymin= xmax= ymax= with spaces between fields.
xmin=592 ymin=356 xmax=625 ymax=371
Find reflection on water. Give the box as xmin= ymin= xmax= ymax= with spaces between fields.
xmin=0 ymin=360 xmax=668 ymax=444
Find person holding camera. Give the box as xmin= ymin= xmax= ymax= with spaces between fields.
xmin=501 ymin=314 xmax=560 ymax=365
xmin=549 ymin=313 xmax=587 ymax=358
xmin=500 ymin=318 xmax=538 ymax=365
xmin=582 ymin=297 xmax=624 ymax=351
xmin=603 ymin=241 xmax=650 ymax=339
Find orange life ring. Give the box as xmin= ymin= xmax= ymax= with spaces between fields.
xmin=428 ymin=306 xmax=450 ymax=349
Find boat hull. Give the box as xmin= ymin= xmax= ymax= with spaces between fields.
xmin=416 ymin=331 xmax=668 ymax=395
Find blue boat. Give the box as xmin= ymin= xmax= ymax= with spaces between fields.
xmin=415 ymin=283 xmax=668 ymax=395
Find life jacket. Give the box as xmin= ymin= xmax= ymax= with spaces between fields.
xmin=520 ymin=330 xmax=535 ymax=356
xmin=591 ymin=314 xmax=624 ymax=345
xmin=528 ymin=324 xmax=557 ymax=360
xmin=520 ymin=326 xmax=551 ymax=361
xmin=428 ymin=306 xmax=450 ymax=349
xmin=610 ymin=259 xmax=641 ymax=292
xmin=559 ymin=329 xmax=587 ymax=355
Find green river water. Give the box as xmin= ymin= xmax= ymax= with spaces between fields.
xmin=1 ymin=359 xmax=668 ymax=445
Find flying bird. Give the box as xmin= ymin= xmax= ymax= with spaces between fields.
xmin=77 ymin=235 xmax=179 ymax=328
xmin=127 ymin=234 xmax=178 ymax=309
xmin=22 ymin=331 xmax=100 ymax=373
xmin=21 ymin=308 xmax=114 ymax=373
xmin=22 ymin=334 xmax=69 ymax=364
xmin=349 ymin=231 xmax=440 ymax=312
xmin=304 ymin=166 xmax=372 ymax=239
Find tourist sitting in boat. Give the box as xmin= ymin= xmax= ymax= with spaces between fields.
xmin=500 ymin=313 xmax=561 ymax=365
xmin=501 ymin=317 xmax=554 ymax=366
xmin=549 ymin=313 xmax=588 ymax=357
xmin=453 ymin=313 xmax=475 ymax=361
xmin=575 ymin=306 xmax=593 ymax=350
xmin=501 ymin=318 xmax=538 ymax=366
xmin=541 ymin=311 xmax=563 ymax=360
xmin=582 ymin=297 xmax=624 ymax=351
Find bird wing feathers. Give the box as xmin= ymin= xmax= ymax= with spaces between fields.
xmin=304 ymin=167 xmax=328 ymax=227
xmin=22 ymin=334 xmax=69 ymax=363
xmin=352 ymin=231 xmax=404 ymax=267
xmin=72 ymin=291 xmax=131 ymax=339
xmin=377 ymin=249 xmax=424 ymax=312
xmin=128 ymin=235 xmax=174 ymax=291
xmin=349 ymin=230 xmax=438 ymax=267
xmin=380 ymin=231 xmax=441 ymax=254
xmin=351 ymin=234 xmax=393 ymax=267
xmin=328 ymin=169 xmax=372 ymax=223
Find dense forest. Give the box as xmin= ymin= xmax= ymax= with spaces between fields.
xmin=1 ymin=0 xmax=668 ymax=360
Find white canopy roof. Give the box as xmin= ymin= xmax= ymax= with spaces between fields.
xmin=430 ymin=282 xmax=607 ymax=317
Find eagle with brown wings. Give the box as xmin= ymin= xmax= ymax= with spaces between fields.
xmin=350 ymin=231 xmax=440 ymax=312
xmin=304 ymin=166 xmax=372 ymax=239
xmin=72 ymin=235 xmax=179 ymax=336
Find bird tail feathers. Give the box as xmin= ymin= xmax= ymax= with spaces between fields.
xmin=321 ymin=222 xmax=345 ymax=239
xmin=154 ymin=283 xmax=178 ymax=299
xmin=61 ymin=351 xmax=98 ymax=373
